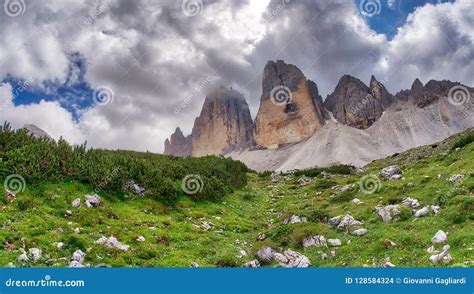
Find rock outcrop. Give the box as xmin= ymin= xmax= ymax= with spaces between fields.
xmin=253 ymin=60 xmax=326 ymax=148
xmin=165 ymin=86 xmax=254 ymax=157
xmin=191 ymin=86 xmax=254 ymax=156
xmin=23 ymin=124 xmax=52 ymax=140
xmin=164 ymin=127 xmax=192 ymax=156
xmin=409 ymin=79 xmax=456 ymax=108
xmin=324 ymin=75 xmax=393 ymax=129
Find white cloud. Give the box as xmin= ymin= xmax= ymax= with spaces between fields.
xmin=0 ymin=0 xmax=472 ymax=153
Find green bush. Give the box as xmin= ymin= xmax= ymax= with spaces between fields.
xmin=451 ymin=132 xmax=474 ymax=151
xmin=215 ymin=252 xmax=238 ymax=267
xmin=293 ymin=164 xmax=354 ymax=178
xmin=329 ymin=190 xmax=353 ymax=203
xmin=0 ymin=121 xmax=249 ymax=204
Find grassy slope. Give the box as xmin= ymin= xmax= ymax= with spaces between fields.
xmin=0 ymin=131 xmax=473 ymax=268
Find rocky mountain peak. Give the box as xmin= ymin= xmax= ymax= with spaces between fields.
xmin=324 ymin=75 xmax=392 ymax=129
xmin=164 ymin=127 xmax=192 ymax=156
xmin=23 ymin=124 xmax=52 ymax=140
xmin=191 ymin=86 xmax=254 ymax=156
xmin=253 ymin=60 xmax=326 ymax=148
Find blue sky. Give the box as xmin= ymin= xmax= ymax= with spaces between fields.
xmin=358 ymin=0 xmax=453 ymax=38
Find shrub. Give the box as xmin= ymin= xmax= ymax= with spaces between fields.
xmin=0 ymin=121 xmax=249 ymax=204
xmin=329 ymin=190 xmax=353 ymax=203
xmin=215 ymin=252 xmax=238 ymax=267
xmin=451 ymin=132 xmax=474 ymax=151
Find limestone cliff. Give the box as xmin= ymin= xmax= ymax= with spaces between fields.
xmin=252 ymin=60 xmax=326 ymax=148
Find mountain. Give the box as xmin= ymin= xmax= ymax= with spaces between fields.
xmin=165 ymin=60 xmax=474 ymax=171
xmin=231 ymin=79 xmax=474 ymax=171
xmin=324 ymin=75 xmax=393 ymax=129
xmin=164 ymin=86 xmax=254 ymax=157
xmin=253 ymin=60 xmax=326 ymax=148
xmin=164 ymin=127 xmax=192 ymax=157
xmin=23 ymin=124 xmax=52 ymax=140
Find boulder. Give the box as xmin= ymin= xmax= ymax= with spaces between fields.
xmin=68 ymin=260 xmax=84 ymax=268
xmin=336 ymin=214 xmax=362 ymax=230
xmin=283 ymin=214 xmax=308 ymax=225
xmin=302 ymin=235 xmax=326 ymax=249
xmin=414 ymin=206 xmax=429 ymax=218
xmin=402 ymin=197 xmax=420 ymax=208
xmin=237 ymin=250 xmax=247 ymax=258
xmin=298 ymin=176 xmax=312 ymax=186
xmin=256 ymin=246 xmax=275 ymax=264
xmin=17 ymin=252 xmax=29 ymax=262
xmin=85 ymin=194 xmax=101 ymax=207
xmin=96 ymin=236 xmax=129 ymax=251
xmin=29 ymin=248 xmax=42 ymax=261
xmin=71 ymin=198 xmax=81 ymax=208
xmin=274 ymin=249 xmax=310 ymax=268
xmin=375 ymin=205 xmax=400 ymax=222
xmin=72 ymin=250 xmax=85 ymax=263
xmin=352 ymin=228 xmax=368 ymax=236
xmin=327 ymin=239 xmax=342 ymax=247
xmin=243 ymin=260 xmax=260 ymax=268
xmin=383 ymin=239 xmax=397 ymax=249
xmin=431 ymin=230 xmax=448 ymax=243
xmin=429 ymin=245 xmax=453 ymax=264
xmin=429 ymin=205 xmax=441 ymax=215
xmin=136 ymin=236 xmax=145 ymax=242
xmin=449 ymin=174 xmax=464 ymax=183
xmin=189 ymin=262 xmax=199 ymax=268
xmin=380 ymin=165 xmax=402 ymax=180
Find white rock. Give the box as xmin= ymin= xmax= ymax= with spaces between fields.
xmin=352 ymin=228 xmax=368 ymax=236
xmin=237 ymin=250 xmax=247 ymax=258
xmin=337 ymin=214 xmax=362 ymax=229
xmin=85 ymin=194 xmax=101 ymax=207
xmin=429 ymin=245 xmax=453 ymax=264
xmin=243 ymin=260 xmax=260 ymax=268
xmin=276 ymin=250 xmax=310 ymax=268
xmin=328 ymin=215 xmax=342 ymax=227
xmin=384 ymin=262 xmax=396 ymax=268
xmin=449 ymin=174 xmax=464 ymax=183
xmin=256 ymin=246 xmax=275 ymax=264
xmin=375 ymin=205 xmax=400 ymax=223
xmin=29 ymin=248 xmax=42 ymax=261
xmin=415 ymin=206 xmax=429 ymax=218
xmin=136 ymin=236 xmax=145 ymax=242
xmin=65 ymin=210 xmax=72 ymax=217
xmin=427 ymin=245 xmax=438 ymax=254
xmin=283 ymin=214 xmax=308 ymax=225
xmin=402 ymin=197 xmax=420 ymax=208
xmin=430 ymin=205 xmax=441 ymax=215
xmin=380 ymin=166 xmax=402 ymax=180
xmin=96 ymin=236 xmax=130 ymax=251
xmin=302 ymin=235 xmax=326 ymax=249
xmin=68 ymin=260 xmax=84 ymax=268
xmin=17 ymin=252 xmax=29 ymax=262
xmin=72 ymin=250 xmax=85 ymax=263
xmin=56 ymin=242 xmax=64 ymax=249
xmin=352 ymin=198 xmax=363 ymax=205
xmin=328 ymin=239 xmax=342 ymax=247
xmin=431 ymin=230 xmax=448 ymax=243
xmin=94 ymin=236 xmax=108 ymax=245
xmin=257 ymin=233 xmax=266 ymax=241
xmin=71 ymin=198 xmax=81 ymax=208
xmin=73 ymin=228 xmax=81 ymax=234
xmin=202 ymin=222 xmax=214 ymax=231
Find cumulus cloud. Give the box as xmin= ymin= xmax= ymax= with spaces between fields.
xmin=0 ymin=0 xmax=472 ymax=153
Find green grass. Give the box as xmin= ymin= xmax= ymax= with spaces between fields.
xmin=0 ymin=129 xmax=473 ymax=268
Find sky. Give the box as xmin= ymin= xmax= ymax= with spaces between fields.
xmin=0 ymin=0 xmax=473 ymax=153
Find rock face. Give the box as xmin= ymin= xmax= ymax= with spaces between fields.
xmin=324 ymin=75 xmax=393 ymax=129
xmin=164 ymin=127 xmax=192 ymax=156
xmin=191 ymin=86 xmax=254 ymax=156
xmin=408 ymin=79 xmax=458 ymax=108
xmin=253 ymin=60 xmax=326 ymax=148
xmin=23 ymin=124 xmax=52 ymax=139
xmin=165 ymin=87 xmax=254 ymax=157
